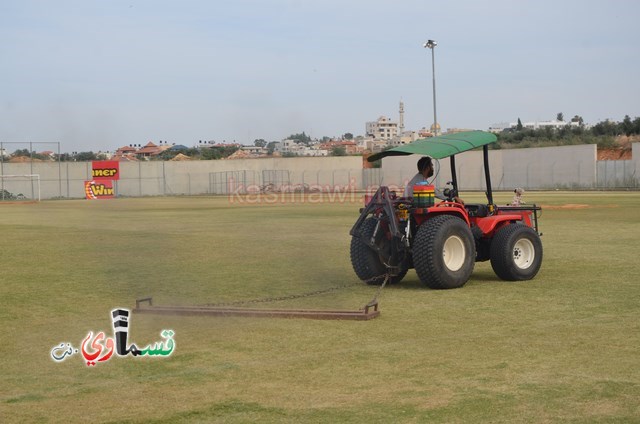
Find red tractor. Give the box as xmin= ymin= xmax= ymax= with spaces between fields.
xmin=350 ymin=131 xmax=542 ymax=289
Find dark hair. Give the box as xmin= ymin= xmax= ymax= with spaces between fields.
xmin=417 ymin=156 xmax=432 ymax=172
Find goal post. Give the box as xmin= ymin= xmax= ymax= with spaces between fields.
xmin=0 ymin=174 xmax=41 ymax=201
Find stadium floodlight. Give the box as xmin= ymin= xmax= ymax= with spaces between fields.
xmin=423 ymin=40 xmax=437 ymax=48
xmin=423 ymin=39 xmax=439 ymax=135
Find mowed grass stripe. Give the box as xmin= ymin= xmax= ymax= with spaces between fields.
xmin=1 ymin=192 xmax=639 ymax=423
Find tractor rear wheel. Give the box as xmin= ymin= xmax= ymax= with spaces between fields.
xmin=350 ymin=217 xmax=408 ymax=285
xmin=413 ymin=215 xmax=475 ymax=289
xmin=490 ymin=224 xmax=543 ymax=281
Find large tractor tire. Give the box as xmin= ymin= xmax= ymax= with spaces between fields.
xmin=490 ymin=224 xmax=543 ymax=281
xmin=350 ymin=217 xmax=408 ymax=285
xmin=413 ymin=215 xmax=476 ymax=289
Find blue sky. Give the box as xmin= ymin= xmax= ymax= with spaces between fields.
xmin=1 ymin=0 xmax=639 ymax=152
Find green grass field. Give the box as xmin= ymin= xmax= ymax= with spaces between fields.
xmin=1 ymin=191 xmax=639 ymax=423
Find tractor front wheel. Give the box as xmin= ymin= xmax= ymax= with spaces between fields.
xmin=490 ymin=224 xmax=543 ymax=281
xmin=413 ymin=215 xmax=476 ymax=289
xmin=350 ymin=217 xmax=408 ymax=285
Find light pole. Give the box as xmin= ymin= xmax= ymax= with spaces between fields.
xmin=423 ymin=39 xmax=438 ymax=136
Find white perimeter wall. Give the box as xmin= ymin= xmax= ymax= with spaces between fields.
xmin=381 ymin=144 xmax=598 ymax=191
xmin=1 ymin=143 xmax=638 ymax=199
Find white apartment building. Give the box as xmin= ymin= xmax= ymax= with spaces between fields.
xmin=274 ymin=139 xmax=328 ymax=156
xmin=366 ymin=116 xmax=398 ymax=141
xmin=488 ymin=122 xmax=511 ymax=133
xmin=489 ymin=120 xmax=584 ymax=133
xmin=274 ymin=139 xmax=295 ymax=153
xmin=513 ymin=120 xmax=581 ymax=130
xmin=488 ymin=120 xmax=582 ymax=132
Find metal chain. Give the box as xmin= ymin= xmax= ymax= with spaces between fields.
xmin=200 ymin=280 xmax=363 ymax=308
xmin=200 ymin=273 xmax=390 ymax=309
xmin=363 ymin=274 xmax=390 ymax=309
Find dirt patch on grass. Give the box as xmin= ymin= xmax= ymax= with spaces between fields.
xmin=542 ymin=204 xmax=590 ymax=210
xmin=541 ymin=203 xmax=619 ymax=210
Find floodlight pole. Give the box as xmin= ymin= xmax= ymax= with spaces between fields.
xmin=424 ymin=39 xmax=438 ymax=135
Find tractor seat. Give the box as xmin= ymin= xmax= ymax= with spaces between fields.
xmin=465 ymin=204 xmax=489 ymax=218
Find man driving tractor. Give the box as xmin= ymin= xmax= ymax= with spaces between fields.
xmin=403 ymin=156 xmax=465 ymax=204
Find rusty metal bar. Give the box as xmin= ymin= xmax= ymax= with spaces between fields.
xmin=133 ymin=298 xmax=379 ymax=320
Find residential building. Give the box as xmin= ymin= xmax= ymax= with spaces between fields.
xmin=319 ymin=140 xmax=361 ymax=155
xmin=136 ymin=142 xmax=163 ymax=158
xmin=489 ymin=119 xmax=587 ymax=133
xmin=356 ymin=136 xmax=386 ymax=153
xmin=274 ymin=139 xmax=296 ymax=154
xmin=390 ymin=131 xmax=422 ymax=145
xmin=275 ymin=139 xmax=329 ymax=156
xmin=366 ymin=116 xmax=398 ymax=141
xmin=240 ymin=146 xmax=267 ymax=156
xmin=488 ymin=122 xmax=511 ymax=133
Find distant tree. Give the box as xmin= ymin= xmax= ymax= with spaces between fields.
xmin=571 ymin=115 xmax=584 ymax=125
xmin=592 ymin=119 xmax=619 ymax=136
xmin=321 ymin=136 xmax=331 ymax=143
xmin=621 ymin=115 xmax=634 ymax=136
xmin=158 ymin=150 xmax=179 ymax=160
xmin=493 ymin=114 xmax=640 ymax=149
xmin=201 ymin=145 xmax=239 ymax=160
xmin=571 ymin=125 xmax=585 ymax=136
xmin=184 ymin=148 xmax=200 ymax=157
xmin=266 ymin=141 xmax=278 ymax=155
xmin=331 ymin=146 xmax=347 ymax=156
xmin=556 ymin=112 xmax=564 ymax=122
xmin=633 ymin=117 xmax=640 ymax=135
xmin=516 ymin=118 xmax=523 ymax=131
xmin=254 ymin=139 xmax=267 ymax=148
xmin=13 ymin=150 xmax=49 ymax=160
xmin=12 ymin=149 xmax=32 ymax=157
xmin=343 ymin=132 xmax=354 ymax=140
xmin=75 ymin=151 xmax=98 ymax=161
xmin=287 ymin=132 xmax=312 ymax=145
xmin=199 ymin=148 xmax=218 ymax=160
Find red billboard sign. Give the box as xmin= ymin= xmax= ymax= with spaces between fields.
xmin=92 ymin=160 xmax=120 ymax=181
xmin=85 ymin=180 xmax=115 ymax=199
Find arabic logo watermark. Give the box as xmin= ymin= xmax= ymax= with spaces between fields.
xmin=51 ymin=308 xmax=175 ymax=366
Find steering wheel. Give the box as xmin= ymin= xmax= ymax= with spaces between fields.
xmin=442 ymin=187 xmax=458 ymax=202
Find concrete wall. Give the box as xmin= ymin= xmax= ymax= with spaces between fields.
xmin=596 ymin=160 xmax=638 ymax=188
xmin=0 ymin=156 xmax=365 ymax=199
xmin=1 ymin=143 xmax=638 ymax=200
xmin=381 ymin=144 xmax=599 ymax=191
xmin=593 ymin=142 xmax=639 ymax=188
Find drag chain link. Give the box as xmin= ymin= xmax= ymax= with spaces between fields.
xmin=200 ymin=273 xmax=390 ymax=310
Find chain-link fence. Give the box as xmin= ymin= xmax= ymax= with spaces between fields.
xmin=209 ymin=171 xmax=258 ymax=195
xmin=383 ymin=144 xmax=640 ymax=192
xmin=0 ymin=145 xmax=639 ymax=199
xmin=597 ymin=160 xmax=638 ymax=188
xmin=208 ymin=168 xmax=382 ymax=195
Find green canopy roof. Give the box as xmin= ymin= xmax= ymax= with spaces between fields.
xmin=367 ymin=130 xmax=497 ymax=162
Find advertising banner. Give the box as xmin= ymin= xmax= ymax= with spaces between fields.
xmin=85 ymin=180 xmax=115 ymax=199
xmin=92 ymin=160 xmax=120 ymax=181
